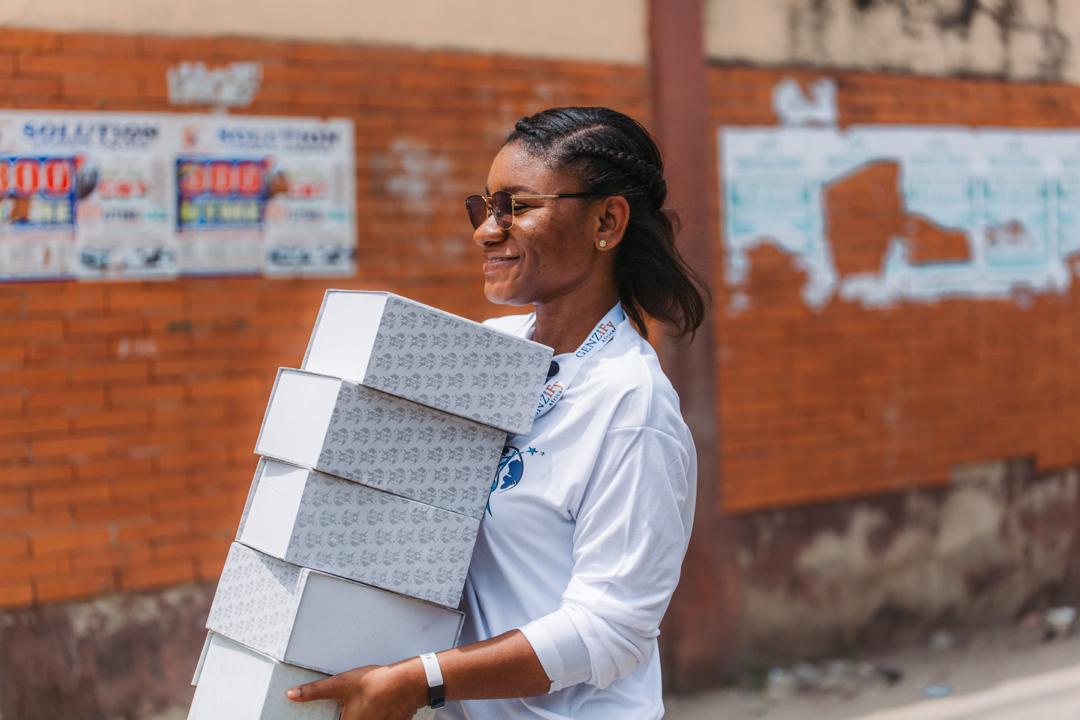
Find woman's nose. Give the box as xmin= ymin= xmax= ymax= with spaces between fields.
xmin=472 ymin=213 xmax=505 ymax=247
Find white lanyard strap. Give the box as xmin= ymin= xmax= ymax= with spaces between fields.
xmin=534 ymin=303 xmax=625 ymax=419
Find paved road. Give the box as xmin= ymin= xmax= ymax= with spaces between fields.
xmin=853 ymin=663 xmax=1080 ymax=720
xmin=664 ymin=629 xmax=1080 ymax=720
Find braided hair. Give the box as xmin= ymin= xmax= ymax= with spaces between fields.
xmin=506 ymin=107 xmax=706 ymax=340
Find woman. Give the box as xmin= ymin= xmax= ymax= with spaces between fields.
xmin=288 ymin=106 xmax=706 ymax=719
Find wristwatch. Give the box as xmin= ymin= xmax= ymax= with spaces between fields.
xmin=418 ymin=652 xmax=445 ymax=709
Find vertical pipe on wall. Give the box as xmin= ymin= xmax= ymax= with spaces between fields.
xmin=649 ymin=0 xmax=740 ymax=691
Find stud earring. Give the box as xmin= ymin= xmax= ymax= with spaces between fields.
xmin=598 ymin=239 xmax=608 ymax=249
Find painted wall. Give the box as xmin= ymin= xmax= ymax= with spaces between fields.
xmin=0 ymin=0 xmax=647 ymax=64
xmin=706 ymin=0 xmax=1080 ymax=84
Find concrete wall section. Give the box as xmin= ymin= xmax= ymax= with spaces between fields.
xmin=0 ymin=0 xmax=646 ymax=64
xmin=706 ymin=0 xmax=1080 ymax=83
xmin=736 ymin=459 xmax=1080 ymax=664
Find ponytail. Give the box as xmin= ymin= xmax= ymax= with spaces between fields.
xmin=507 ymin=107 xmax=707 ymax=340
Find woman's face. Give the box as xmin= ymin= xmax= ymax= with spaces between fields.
xmin=474 ymin=142 xmax=605 ymax=307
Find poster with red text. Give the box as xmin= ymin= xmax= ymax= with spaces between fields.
xmin=0 ymin=112 xmax=177 ymax=280
xmin=175 ymin=116 xmax=355 ymax=276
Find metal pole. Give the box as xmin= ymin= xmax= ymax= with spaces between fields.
xmin=649 ymin=0 xmax=741 ymax=691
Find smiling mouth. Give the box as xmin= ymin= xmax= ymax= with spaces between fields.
xmin=483 ymin=255 xmax=519 ymax=270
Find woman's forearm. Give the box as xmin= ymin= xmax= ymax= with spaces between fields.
xmin=388 ymin=629 xmax=551 ymax=705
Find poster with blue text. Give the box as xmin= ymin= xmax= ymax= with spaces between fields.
xmin=174 ymin=116 xmax=355 ymax=277
xmin=0 ymin=112 xmax=176 ymax=280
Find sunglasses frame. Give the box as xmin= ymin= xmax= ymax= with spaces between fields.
xmin=464 ymin=191 xmax=603 ymax=230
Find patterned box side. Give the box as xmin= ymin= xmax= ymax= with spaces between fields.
xmin=363 ymin=295 xmax=551 ymax=435
xmin=316 ymin=382 xmax=504 ymax=520
xmin=285 ymin=468 xmax=480 ymax=608
xmin=205 ymin=544 xmax=301 ymax=660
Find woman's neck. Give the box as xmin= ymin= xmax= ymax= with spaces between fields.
xmin=532 ymin=285 xmax=620 ymax=355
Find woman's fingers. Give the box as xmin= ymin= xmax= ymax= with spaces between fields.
xmin=286 ymin=675 xmax=344 ymax=702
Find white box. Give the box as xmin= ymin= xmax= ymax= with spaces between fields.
xmin=189 ymin=633 xmax=337 ymax=720
xmin=256 ymin=368 xmax=505 ymax=520
xmin=190 ymin=633 xmax=436 ymax=720
xmin=236 ymin=462 xmax=480 ymax=607
xmin=208 ymin=543 xmax=464 ymax=672
xmin=302 ymin=290 xmax=552 ymax=435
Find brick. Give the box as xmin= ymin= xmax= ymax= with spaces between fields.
xmin=120 ymin=560 xmax=195 ymax=591
xmin=187 ymin=376 xmax=262 ymax=402
xmin=116 ymin=517 xmax=188 ymax=544
xmin=0 ymin=344 xmax=24 ymax=365
xmin=112 ymin=473 xmax=187 ymax=505
xmin=62 ymin=73 xmax=141 ymax=100
xmin=32 ymin=526 xmax=111 ymax=556
xmin=0 ymin=440 xmax=30 ymax=464
xmin=70 ymin=407 xmax=149 ymax=433
xmin=0 ymin=487 xmax=29 ymax=513
xmin=66 ymin=360 xmax=149 ymax=385
xmin=196 ymin=553 xmax=227 ymax=581
xmin=25 ymin=338 xmax=110 ymax=363
xmin=0 ymin=319 xmax=63 ymax=342
xmin=0 ymin=28 xmax=59 ymax=51
xmin=65 ymin=315 xmax=146 ymax=337
xmin=0 ymin=536 xmax=28 ymax=559
xmin=0 ymin=581 xmax=33 ymax=608
xmin=36 ymin=571 xmax=113 ymax=603
xmin=16 ymin=52 xmax=92 ymax=76
xmin=30 ymin=434 xmax=112 ymax=460
xmin=152 ymin=537 xmax=229 ymax=563
xmin=24 ymin=284 xmax=106 ymax=315
xmin=31 ymin=481 xmax=110 ymax=511
xmin=109 ymin=382 xmax=186 ymax=407
xmin=62 ymin=31 xmax=139 ymax=53
xmin=0 ymin=394 xmax=21 ymax=415
xmin=0 ymin=413 xmax=68 ymax=440
xmin=26 ymin=386 xmax=106 ymax=413
xmin=107 ymin=287 xmax=186 ymax=312
xmin=2 ymin=553 xmax=70 ymax=580
xmin=0 ymin=75 xmax=58 ymax=99
xmin=73 ymin=499 xmax=153 ymax=524
xmin=76 ymin=456 xmax=153 ymax=482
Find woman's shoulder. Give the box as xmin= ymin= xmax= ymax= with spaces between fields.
xmin=583 ymin=332 xmax=688 ymax=440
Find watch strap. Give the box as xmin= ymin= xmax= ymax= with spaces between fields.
xmin=418 ymin=652 xmax=445 ymax=709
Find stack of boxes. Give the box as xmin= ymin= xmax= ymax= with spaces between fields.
xmin=188 ymin=291 xmax=553 ymax=720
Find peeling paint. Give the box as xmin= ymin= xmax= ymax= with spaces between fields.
xmin=736 ymin=459 xmax=1080 ymax=664
xmin=707 ymin=0 xmax=1076 ymax=84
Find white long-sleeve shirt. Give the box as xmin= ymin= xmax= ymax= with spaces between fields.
xmin=440 ymin=309 xmax=697 ymax=719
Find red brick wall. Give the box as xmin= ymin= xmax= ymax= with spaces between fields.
xmin=711 ymin=67 xmax=1080 ymax=511
xmin=4 ymin=26 xmax=1079 ymax=610
xmin=0 ymin=26 xmax=646 ymax=608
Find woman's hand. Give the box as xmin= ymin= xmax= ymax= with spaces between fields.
xmin=286 ymin=660 xmax=428 ymax=720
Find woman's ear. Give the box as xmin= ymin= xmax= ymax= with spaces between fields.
xmin=594 ymin=195 xmax=630 ymax=252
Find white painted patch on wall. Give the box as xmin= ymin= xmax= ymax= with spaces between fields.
xmin=167 ymin=62 xmax=262 ymax=108
xmin=772 ymin=78 xmax=837 ymax=127
xmin=721 ymin=122 xmax=1080 ymax=311
xmin=383 ymin=138 xmax=451 ymax=208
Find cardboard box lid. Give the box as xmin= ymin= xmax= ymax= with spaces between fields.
xmin=302 ymin=290 xmax=552 ymax=435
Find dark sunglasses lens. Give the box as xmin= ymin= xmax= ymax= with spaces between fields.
xmin=490 ymin=191 xmax=514 ymax=229
xmin=464 ymin=196 xmax=487 ymax=229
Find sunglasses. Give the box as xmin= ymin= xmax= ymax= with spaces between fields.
xmin=464 ymin=191 xmax=603 ymax=230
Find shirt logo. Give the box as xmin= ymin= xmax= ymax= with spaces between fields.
xmin=486 ymin=444 xmax=543 ymax=516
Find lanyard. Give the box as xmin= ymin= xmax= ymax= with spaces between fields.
xmin=533 ymin=303 xmax=625 ymax=420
